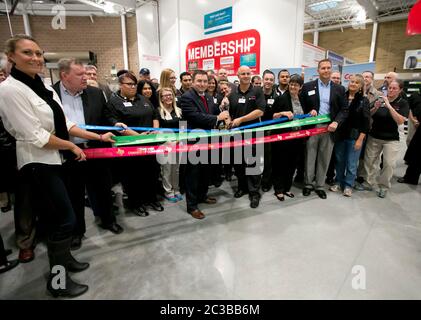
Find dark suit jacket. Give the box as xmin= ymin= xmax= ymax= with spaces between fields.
xmin=53 ymin=81 xmax=109 ymax=148
xmin=300 ymin=79 xmax=348 ymax=126
xmin=180 ymin=88 xmax=220 ymax=129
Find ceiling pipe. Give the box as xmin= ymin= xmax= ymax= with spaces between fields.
xmin=10 ymin=0 xmax=19 ymax=15
xmin=304 ymin=13 xmax=408 ymax=33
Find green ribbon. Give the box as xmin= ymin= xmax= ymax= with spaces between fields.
xmin=113 ymin=114 xmax=331 ymax=147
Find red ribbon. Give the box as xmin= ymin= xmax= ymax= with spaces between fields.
xmin=84 ymin=126 xmax=328 ymax=159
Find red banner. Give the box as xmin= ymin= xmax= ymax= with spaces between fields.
xmin=84 ymin=127 xmax=328 ymax=159
xmin=185 ymin=29 xmax=261 ymax=76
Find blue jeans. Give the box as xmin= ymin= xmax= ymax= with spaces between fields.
xmin=334 ymin=139 xmax=362 ymax=189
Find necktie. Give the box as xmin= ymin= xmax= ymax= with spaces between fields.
xmin=200 ymin=95 xmax=209 ymax=113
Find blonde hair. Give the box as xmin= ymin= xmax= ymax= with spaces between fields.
xmin=158 ymin=68 xmax=176 ymax=94
xmin=352 ymin=74 xmax=364 ymax=94
xmin=158 ymin=87 xmax=182 ymax=120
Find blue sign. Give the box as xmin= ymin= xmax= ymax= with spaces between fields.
xmin=240 ymin=53 xmax=256 ymax=67
xmin=304 ymin=67 xmax=319 ymax=82
xmin=204 ymin=7 xmax=232 ymax=35
xmin=342 ymin=62 xmax=375 ymax=87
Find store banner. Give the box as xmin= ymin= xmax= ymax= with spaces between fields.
xmin=186 ymin=29 xmax=261 ymax=76
xmin=204 ymin=7 xmax=232 ymax=35
xmin=302 ymin=41 xmax=326 ymax=68
xmin=342 ymin=62 xmax=375 ymax=87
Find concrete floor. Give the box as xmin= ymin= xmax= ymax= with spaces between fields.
xmin=0 ymin=141 xmax=420 ymax=300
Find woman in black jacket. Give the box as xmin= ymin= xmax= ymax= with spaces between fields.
xmin=105 ymin=71 xmax=163 ymax=216
xmin=330 ymin=74 xmax=370 ymax=197
xmin=271 ymin=74 xmax=306 ymax=201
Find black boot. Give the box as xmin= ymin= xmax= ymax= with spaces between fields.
xmin=46 ymin=238 xmax=89 ymax=298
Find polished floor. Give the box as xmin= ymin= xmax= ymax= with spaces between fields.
xmin=0 ymin=141 xmax=420 ymax=300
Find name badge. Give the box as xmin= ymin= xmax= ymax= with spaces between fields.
xmin=267 ymin=99 xmax=274 ymax=105
xmin=308 ymin=90 xmax=316 ymax=96
xmin=214 ymin=98 xmax=218 ymax=104
xmin=123 ymin=102 xmax=133 ymax=107
xmin=239 ymin=98 xmax=246 ymax=104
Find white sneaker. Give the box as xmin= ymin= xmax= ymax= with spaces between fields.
xmin=329 ymin=184 xmax=340 ymax=192
xmin=343 ymin=188 xmax=352 ymax=197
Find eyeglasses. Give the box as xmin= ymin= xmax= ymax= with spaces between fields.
xmin=162 ymin=94 xmax=173 ymax=98
xmin=122 ymin=82 xmax=137 ymax=87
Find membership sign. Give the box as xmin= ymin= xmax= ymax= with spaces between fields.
xmin=186 ymin=29 xmax=261 ymax=76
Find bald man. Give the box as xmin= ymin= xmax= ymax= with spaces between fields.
xmin=330 ymin=71 xmax=341 ymax=85
xmin=378 ymin=72 xmax=398 ymax=96
xmin=228 ymin=66 xmax=265 ymax=208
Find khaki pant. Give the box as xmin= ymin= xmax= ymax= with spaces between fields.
xmin=304 ymin=130 xmax=334 ymax=190
xmin=364 ymin=136 xmax=400 ymax=190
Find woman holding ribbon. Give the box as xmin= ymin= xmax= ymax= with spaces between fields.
xmin=270 ymin=74 xmax=306 ymax=201
xmin=105 ymin=71 xmax=164 ymax=216
xmin=0 ymin=34 xmax=114 ymax=297
xmin=157 ymin=87 xmax=183 ymax=202
xmin=329 ymin=74 xmax=370 ymax=197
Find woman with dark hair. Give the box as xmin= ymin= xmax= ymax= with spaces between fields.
xmin=271 ymin=74 xmax=305 ymax=201
xmin=0 ymin=34 xmax=114 ymax=297
xmin=105 ymin=71 xmax=164 ymax=215
xmin=329 ymin=74 xmax=370 ymax=197
xmin=137 ymin=79 xmax=159 ymax=108
xmin=363 ymin=79 xmax=409 ymax=198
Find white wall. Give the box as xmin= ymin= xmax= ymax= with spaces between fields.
xmin=135 ymin=1 xmax=161 ymax=78
xmin=137 ymin=0 xmax=304 ymax=80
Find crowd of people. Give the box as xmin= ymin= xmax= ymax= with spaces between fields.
xmin=0 ymin=34 xmax=420 ymax=298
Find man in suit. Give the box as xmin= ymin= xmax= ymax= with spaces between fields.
xmin=300 ymin=59 xmax=348 ymax=199
xmin=53 ymin=58 xmax=123 ymax=250
xmin=180 ymin=70 xmax=230 ymax=219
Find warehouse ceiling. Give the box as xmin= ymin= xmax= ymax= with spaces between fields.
xmin=304 ymin=0 xmax=417 ymax=29
xmin=0 ymin=0 xmax=417 ymax=28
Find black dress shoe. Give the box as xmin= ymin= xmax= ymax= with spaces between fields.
xmin=261 ymin=185 xmax=271 ymax=192
xmin=0 ymin=259 xmax=19 ymax=274
xmin=133 ymin=206 xmax=149 ymax=217
xmin=101 ymin=222 xmax=124 ymax=234
xmin=67 ymin=255 xmax=90 ymax=273
xmin=1 ymin=203 xmax=11 ymax=213
xmin=213 ymin=180 xmax=223 ymax=188
xmin=70 ymin=236 xmax=82 ymax=251
xmin=315 ymin=190 xmax=327 ymax=199
xmin=302 ymin=187 xmax=312 ymax=196
xmin=250 ymin=196 xmax=260 ymax=208
xmin=234 ymin=189 xmax=247 ymax=198
xmin=148 ymin=202 xmax=164 ymax=212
